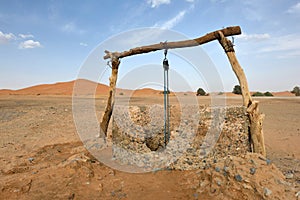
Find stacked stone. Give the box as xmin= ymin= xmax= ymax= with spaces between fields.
xmin=112 ymin=105 xmax=250 ymax=171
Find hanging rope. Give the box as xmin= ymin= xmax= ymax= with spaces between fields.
xmin=107 ymin=61 xmax=112 ymax=69
xmin=163 ymin=47 xmax=170 ymax=147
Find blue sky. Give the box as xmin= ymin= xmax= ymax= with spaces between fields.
xmin=0 ymin=0 xmax=299 ymax=92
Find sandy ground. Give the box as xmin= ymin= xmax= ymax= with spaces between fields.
xmin=0 ymin=95 xmax=299 ymax=199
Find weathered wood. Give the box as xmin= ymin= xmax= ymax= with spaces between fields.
xmin=216 ymin=31 xmax=266 ymax=157
xmin=215 ymin=31 xmax=251 ymax=107
xmin=247 ymin=101 xmax=266 ymax=156
xmin=100 ymin=57 xmax=120 ymax=137
xmin=104 ymin=26 xmax=241 ymax=60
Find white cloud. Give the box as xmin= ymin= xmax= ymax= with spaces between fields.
xmin=287 ymin=2 xmax=300 ymax=14
xmin=61 ymin=22 xmax=85 ymax=34
xmin=185 ymin=0 xmax=194 ymax=2
xmin=62 ymin=22 xmax=76 ymax=32
xmin=118 ymin=28 xmax=165 ymax=47
xmin=153 ymin=3 xmax=194 ymax=30
xmin=18 ymin=33 xmax=34 ymax=39
xmin=147 ymin=0 xmax=171 ymax=8
xmin=0 ymin=31 xmax=16 ymax=44
xmin=160 ymin=10 xmax=186 ymax=29
xmin=237 ymin=33 xmax=270 ymax=41
xmin=79 ymin=42 xmax=88 ymax=47
xmin=277 ymin=50 xmax=300 ymax=59
xmin=260 ymin=34 xmax=300 ymax=53
xmin=19 ymin=40 xmax=42 ymax=49
xmin=238 ymin=33 xmax=300 ymax=58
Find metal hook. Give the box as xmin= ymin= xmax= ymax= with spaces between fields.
xmin=164 ymin=49 xmax=168 ymax=58
xmin=163 ymin=41 xmax=168 ymax=59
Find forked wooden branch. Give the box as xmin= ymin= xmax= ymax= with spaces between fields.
xmin=103 ymin=26 xmax=241 ymax=60
xmin=100 ymin=57 xmax=120 ymax=137
xmin=216 ymin=31 xmax=266 ymax=157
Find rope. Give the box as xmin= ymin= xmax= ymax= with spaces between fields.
xmin=163 ymin=48 xmax=170 ymax=147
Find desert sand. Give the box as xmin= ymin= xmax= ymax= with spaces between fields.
xmin=0 ymin=81 xmax=299 ymax=199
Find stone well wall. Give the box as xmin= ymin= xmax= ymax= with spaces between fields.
xmin=112 ymin=105 xmax=251 ymax=170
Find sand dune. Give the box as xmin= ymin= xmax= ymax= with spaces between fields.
xmin=0 ymin=80 xmax=167 ymax=97
xmin=0 ymin=80 xmax=296 ymax=97
xmin=0 ymin=80 xmax=109 ymax=96
xmin=272 ymin=91 xmax=295 ymax=97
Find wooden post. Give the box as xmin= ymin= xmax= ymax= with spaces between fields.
xmin=103 ymin=26 xmax=241 ymax=60
xmin=216 ymin=31 xmax=266 ymax=157
xmin=100 ymin=57 xmax=120 ymax=137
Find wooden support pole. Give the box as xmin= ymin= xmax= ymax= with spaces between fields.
xmin=216 ymin=31 xmax=266 ymax=157
xmin=103 ymin=26 xmax=241 ymax=60
xmin=100 ymin=57 xmax=120 ymax=137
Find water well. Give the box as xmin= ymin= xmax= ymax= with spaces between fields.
xmin=111 ymin=105 xmax=251 ymax=170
